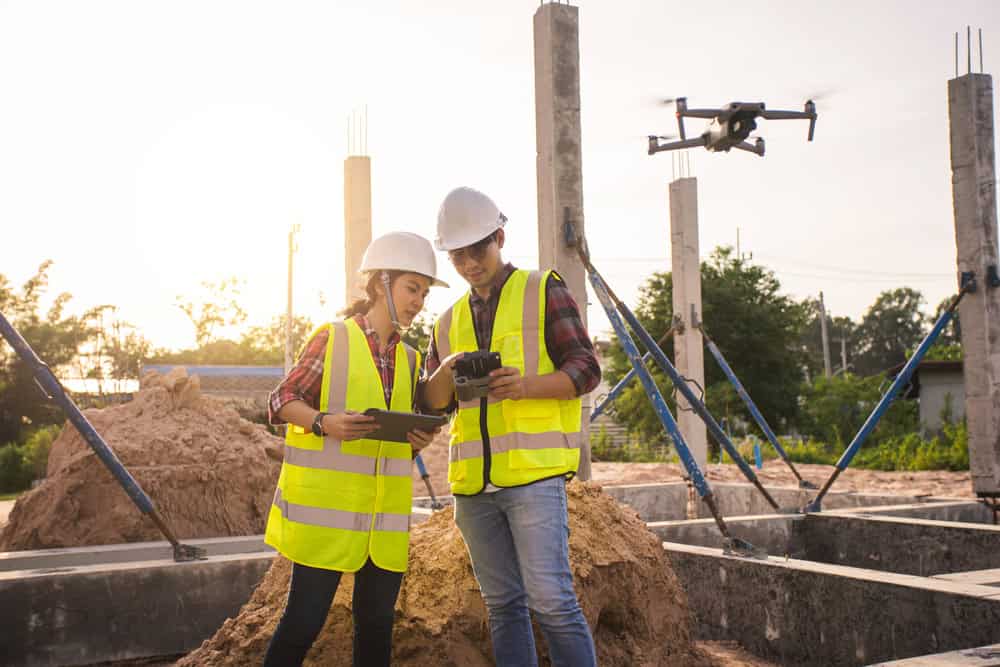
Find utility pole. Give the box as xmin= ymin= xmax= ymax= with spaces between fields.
xmin=839 ymin=337 xmax=848 ymax=375
xmin=818 ymin=291 xmax=832 ymax=378
xmin=285 ymin=223 xmax=301 ymax=375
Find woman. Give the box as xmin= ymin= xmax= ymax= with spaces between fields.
xmin=263 ymin=231 xmax=448 ymax=666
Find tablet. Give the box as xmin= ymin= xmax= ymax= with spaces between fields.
xmin=362 ymin=409 xmax=448 ymax=443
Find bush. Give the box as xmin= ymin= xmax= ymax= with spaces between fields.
xmin=0 ymin=424 xmax=61 ymax=493
xmin=797 ymin=373 xmax=918 ymax=448
xmin=0 ymin=443 xmax=33 ymax=494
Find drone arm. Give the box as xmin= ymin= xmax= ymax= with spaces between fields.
xmin=758 ymin=110 xmax=811 ymax=120
xmin=649 ymin=136 xmax=709 ymax=155
xmin=678 ymin=109 xmax=719 ymax=119
xmin=733 ymin=139 xmax=765 ymax=157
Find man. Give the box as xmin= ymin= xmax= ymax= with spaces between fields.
xmin=421 ymin=186 xmax=600 ymax=667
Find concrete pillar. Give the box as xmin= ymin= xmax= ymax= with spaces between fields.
xmin=669 ymin=177 xmax=708 ymax=470
xmin=534 ymin=2 xmax=591 ymax=479
xmin=948 ymin=73 xmax=1000 ymax=498
xmin=344 ymin=156 xmax=372 ymax=306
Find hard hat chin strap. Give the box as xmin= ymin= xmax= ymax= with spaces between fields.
xmin=380 ymin=271 xmax=406 ymax=332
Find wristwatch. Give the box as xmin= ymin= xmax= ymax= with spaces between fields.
xmin=311 ymin=412 xmax=329 ymax=437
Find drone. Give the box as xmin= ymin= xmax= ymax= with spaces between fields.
xmin=647 ymin=97 xmax=817 ymax=157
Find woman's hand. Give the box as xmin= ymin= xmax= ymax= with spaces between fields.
xmin=407 ymin=425 xmax=441 ymax=453
xmin=322 ymin=411 xmax=378 ymax=441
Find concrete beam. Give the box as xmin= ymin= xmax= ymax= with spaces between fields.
xmin=934 ymin=568 xmax=1000 ymax=587
xmin=650 ymin=513 xmax=799 ymax=555
xmin=666 ymin=541 xmax=1000 ymax=666
xmin=948 ymin=72 xmax=1000 ymax=498
xmin=669 ymin=177 xmax=708 ymax=469
xmin=344 ymin=155 xmax=372 ymax=306
xmin=533 ymin=2 xmax=591 ymax=480
xmin=0 ymin=552 xmax=274 ymax=667
xmin=792 ymin=513 xmax=1000 ymax=576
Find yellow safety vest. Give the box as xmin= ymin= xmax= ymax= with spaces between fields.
xmin=265 ymin=318 xmax=420 ymax=573
xmin=433 ymin=269 xmax=581 ymax=496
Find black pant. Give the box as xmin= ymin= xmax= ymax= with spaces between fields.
xmin=262 ymin=559 xmax=404 ymax=667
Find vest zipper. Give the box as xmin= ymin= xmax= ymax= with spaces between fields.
xmin=479 ymin=395 xmax=491 ymax=491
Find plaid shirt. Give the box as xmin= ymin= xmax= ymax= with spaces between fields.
xmin=268 ymin=314 xmax=400 ymax=424
xmin=422 ymin=263 xmax=601 ymax=399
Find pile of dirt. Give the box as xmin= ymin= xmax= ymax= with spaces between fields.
xmin=178 ymin=481 xmax=708 ymax=667
xmin=0 ymin=369 xmax=283 ymax=550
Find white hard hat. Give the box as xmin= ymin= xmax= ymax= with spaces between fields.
xmin=360 ymin=231 xmax=449 ymax=288
xmin=435 ymin=186 xmax=508 ymax=251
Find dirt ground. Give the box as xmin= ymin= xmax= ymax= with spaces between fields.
xmin=412 ymin=435 xmax=975 ymax=500
xmin=178 ymin=481 xmax=709 ymax=667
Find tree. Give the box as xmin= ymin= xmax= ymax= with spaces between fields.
xmin=851 ymin=288 xmax=927 ymax=376
xmin=401 ymin=314 xmax=435 ymax=355
xmin=604 ymin=247 xmax=809 ymax=454
xmin=175 ymin=278 xmax=247 ymax=347
xmin=0 ymin=262 xmax=99 ymax=444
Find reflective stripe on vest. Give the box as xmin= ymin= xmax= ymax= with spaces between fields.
xmin=265 ymin=318 xmax=418 ymax=573
xmin=272 ymin=488 xmax=410 ymax=533
xmin=437 ymin=270 xmax=582 ymax=495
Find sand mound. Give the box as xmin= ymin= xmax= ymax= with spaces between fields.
xmin=178 ymin=481 xmax=707 ymax=667
xmin=0 ymin=368 xmax=283 ymax=550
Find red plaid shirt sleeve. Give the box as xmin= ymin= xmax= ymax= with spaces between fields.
xmin=268 ymin=327 xmax=329 ymax=424
xmin=543 ymin=273 xmax=601 ymax=396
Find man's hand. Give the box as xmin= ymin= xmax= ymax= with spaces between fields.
xmin=322 ymin=411 xmax=378 ymax=441
xmin=407 ymin=426 xmax=441 ymax=453
xmin=488 ymin=366 xmax=529 ymax=401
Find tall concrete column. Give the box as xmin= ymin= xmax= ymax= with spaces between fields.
xmin=344 ymin=156 xmax=372 ymax=306
xmin=948 ymin=72 xmax=1000 ymax=498
xmin=534 ymin=2 xmax=590 ymax=479
xmin=669 ymin=177 xmax=708 ymax=470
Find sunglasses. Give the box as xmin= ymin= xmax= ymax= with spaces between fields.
xmin=447 ymin=233 xmax=496 ymax=265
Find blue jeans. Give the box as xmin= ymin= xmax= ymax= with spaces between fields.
xmin=454 ymin=477 xmax=597 ymax=667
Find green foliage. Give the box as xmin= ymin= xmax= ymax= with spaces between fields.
xmin=796 ymin=372 xmax=918 ymax=448
xmin=922 ymin=343 xmax=962 ymax=361
xmin=0 ymin=424 xmax=60 ymax=494
xmin=0 ymin=262 xmax=102 ymax=443
xmin=22 ymin=424 xmax=59 ymax=479
xmin=0 ymin=443 xmax=32 ymax=493
xmin=402 ymin=315 xmax=434 ymax=355
xmin=150 ymin=315 xmax=314 ymax=366
xmin=590 ymin=429 xmax=676 ymax=463
xmin=604 ymin=246 xmax=809 ymax=456
xmin=175 ymin=278 xmax=248 ymax=347
xmin=851 ymin=288 xmax=927 ymax=376
xmin=851 ymin=420 xmax=968 ymax=471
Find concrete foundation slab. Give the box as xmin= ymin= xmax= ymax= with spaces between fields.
xmin=0 ymin=552 xmax=274 ymax=667
xmin=666 ymin=541 xmax=1000 ymax=666
xmin=870 ymin=643 xmax=1000 ymax=665
xmin=934 ymin=568 xmax=1000 ymax=587
xmin=793 ymin=513 xmax=1000 ymax=576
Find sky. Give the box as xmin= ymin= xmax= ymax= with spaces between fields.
xmin=2 ymin=0 xmax=999 ymax=353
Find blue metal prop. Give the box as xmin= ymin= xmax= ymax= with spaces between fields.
xmin=414 ymin=453 xmax=443 ymax=510
xmin=585 ymin=262 xmax=764 ymax=555
xmin=804 ymin=286 xmax=969 ymax=512
xmin=703 ymin=331 xmax=815 ymax=488
xmin=0 ymin=311 xmax=205 ymax=561
xmin=594 ymin=278 xmax=780 ymax=510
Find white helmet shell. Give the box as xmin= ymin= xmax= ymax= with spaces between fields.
xmin=359 ymin=231 xmax=449 ymax=288
xmin=435 ymin=186 xmax=507 ymax=251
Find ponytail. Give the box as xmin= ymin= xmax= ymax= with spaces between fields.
xmin=338 ymin=270 xmax=404 ymax=319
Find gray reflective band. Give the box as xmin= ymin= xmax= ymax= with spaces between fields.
xmin=450 ymin=431 xmax=579 ymax=462
xmin=436 ymin=308 xmax=453 ymax=360
xmin=325 ymin=321 xmax=349 ymax=414
xmin=285 ymin=439 xmax=413 ymax=478
xmin=522 ymin=271 xmax=544 ymax=376
xmin=273 ymin=488 xmax=410 ymax=533
xmin=404 ymin=344 xmax=417 ymax=394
